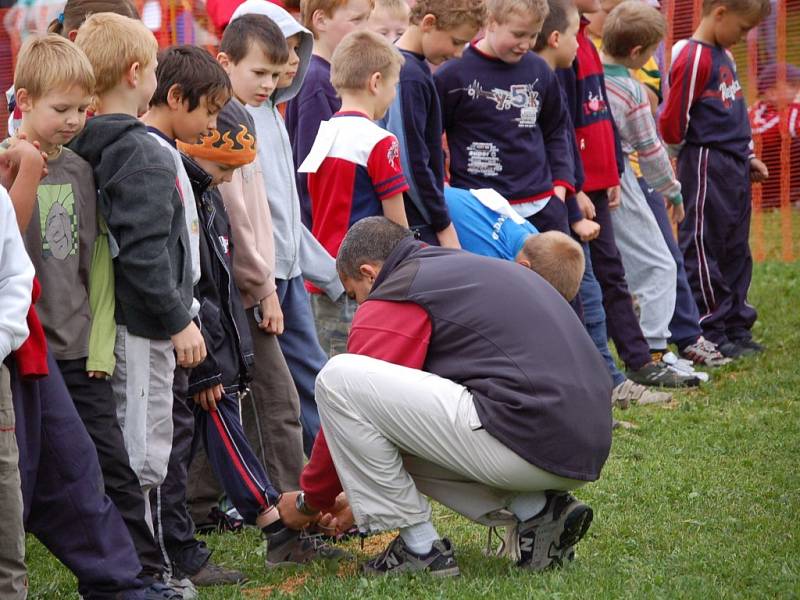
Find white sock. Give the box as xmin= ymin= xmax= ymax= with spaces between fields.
xmin=508 ymin=492 xmax=547 ymax=522
xmin=400 ymin=521 xmax=439 ymax=555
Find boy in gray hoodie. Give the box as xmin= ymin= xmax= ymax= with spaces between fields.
xmin=230 ymin=0 xmax=343 ymax=456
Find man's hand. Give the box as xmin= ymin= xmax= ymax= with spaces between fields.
xmin=554 ymin=185 xmax=567 ymax=202
xmin=749 ymin=158 xmax=769 ymax=183
xmin=435 ymin=223 xmax=461 ymax=249
xmin=317 ymin=492 xmax=354 ymax=536
xmin=171 ymin=321 xmax=206 ymax=368
xmin=669 ymin=202 xmax=686 ymax=225
xmin=193 ymin=383 xmax=223 ymax=411
xmin=576 ymin=191 xmax=596 ymax=219
xmin=607 ymin=185 xmax=622 ymax=210
xmin=277 ymin=491 xmax=320 ymax=530
xmin=258 ymin=293 xmax=284 ymax=335
xmin=571 ymin=218 xmax=601 ymax=242
xmin=87 ymin=370 xmax=110 ymax=379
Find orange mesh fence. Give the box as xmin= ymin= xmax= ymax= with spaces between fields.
xmin=1 ymin=0 xmax=797 ymax=260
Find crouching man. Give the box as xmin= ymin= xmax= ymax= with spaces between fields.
xmin=277 ymin=217 xmax=613 ymax=575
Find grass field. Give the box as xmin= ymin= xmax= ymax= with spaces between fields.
xmin=25 ymin=257 xmax=800 ymax=599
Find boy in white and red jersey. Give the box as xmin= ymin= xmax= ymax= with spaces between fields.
xmin=299 ymin=29 xmax=408 ymax=356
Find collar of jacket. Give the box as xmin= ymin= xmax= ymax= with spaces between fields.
xmin=180 ymin=152 xmax=213 ymax=197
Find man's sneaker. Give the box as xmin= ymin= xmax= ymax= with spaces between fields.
xmin=612 ymin=379 xmax=672 ymax=408
xmin=517 ymin=492 xmax=593 ymax=571
xmin=195 ymin=505 xmax=245 ymax=535
xmin=627 ymin=360 xmax=701 ymax=388
xmin=679 ymin=337 xmax=732 ymax=367
xmin=188 ymin=561 xmax=248 ymax=587
xmin=362 ymin=536 xmax=460 ymax=577
xmin=144 ymin=582 xmax=186 ymax=600
xmin=661 ymin=352 xmax=710 ymax=383
xmin=265 ymin=526 xmax=350 ymax=567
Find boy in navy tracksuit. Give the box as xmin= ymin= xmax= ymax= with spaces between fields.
xmin=171 ymin=100 xmax=346 ymax=571
xmin=556 ymin=0 xmax=697 ymax=387
xmin=434 ymin=3 xmax=577 ymax=244
xmin=381 ymin=0 xmax=486 ymax=246
xmin=659 ymin=0 xmax=770 ymax=358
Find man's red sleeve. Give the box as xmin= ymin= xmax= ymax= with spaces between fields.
xmin=300 ymin=300 xmax=431 ymax=510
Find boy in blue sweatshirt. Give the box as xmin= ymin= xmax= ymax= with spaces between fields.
xmin=434 ymin=0 xmax=577 ymax=250
xmin=381 ymin=0 xmax=486 ymax=246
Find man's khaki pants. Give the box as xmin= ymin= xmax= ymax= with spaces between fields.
xmin=315 ymin=354 xmax=583 ymax=532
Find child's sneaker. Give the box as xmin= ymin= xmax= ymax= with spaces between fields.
xmin=612 ymin=379 xmax=672 ymax=408
xmin=188 ymin=561 xmax=248 ymax=587
xmin=362 ymin=536 xmax=460 ymax=577
xmin=661 ymin=352 xmax=710 ymax=383
xmin=516 ymin=492 xmax=593 ymax=571
xmin=264 ymin=526 xmax=350 ymax=568
xmin=732 ymin=338 xmax=765 ymax=355
xmin=627 ymin=360 xmax=700 ymax=388
xmin=679 ymin=337 xmax=732 ymax=367
xmin=144 ymin=582 xmax=186 ymax=600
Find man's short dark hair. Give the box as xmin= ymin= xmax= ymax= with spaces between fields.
xmin=336 ymin=217 xmax=414 ymax=279
xmin=221 ymin=14 xmax=289 ymax=66
xmin=151 ymin=45 xmax=231 ymax=112
xmin=533 ymin=0 xmax=577 ymax=52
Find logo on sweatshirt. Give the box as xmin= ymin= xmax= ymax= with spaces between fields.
xmin=459 ymin=80 xmax=542 ymax=128
xmin=582 ymin=89 xmax=608 ymax=118
xmin=38 ymin=184 xmax=78 ymax=261
xmin=703 ymin=65 xmax=742 ymax=109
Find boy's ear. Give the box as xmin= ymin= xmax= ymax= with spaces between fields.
xmin=166 ymin=83 xmax=185 ymax=110
xmin=312 ymin=9 xmax=328 ymax=34
xmin=548 ymin=30 xmax=561 ymax=50
xmin=67 ymin=29 xmax=79 ymax=42
xmin=127 ymin=62 xmax=142 ymax=88
xmin=368 ymin=71 xmax=382 ymax=95
xmin=419 ymin=13 xmax=438 ymax=33
xmin=712 ymin=5 xmax=728 ymax=20
xmin=15 ymin=88 xmax=32 ymax=112
xmin=216 ymin=52 xmax=233 ymax=73
xmin=629 ymin=44 xmax=644 ymax=60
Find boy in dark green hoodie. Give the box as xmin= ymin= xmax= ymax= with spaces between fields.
xmin=70 ymin=12 xmax=206 ymax=527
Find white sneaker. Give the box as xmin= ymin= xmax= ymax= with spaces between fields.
xmin=662 ymin=352 xmax=709 ymax=382
xmin=165 ymin=576 xmax=198 ymax=600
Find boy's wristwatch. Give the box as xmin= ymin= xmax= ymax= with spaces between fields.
xmin=295 ymin=492 xmax=319 ymax=516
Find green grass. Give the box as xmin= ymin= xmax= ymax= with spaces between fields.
xmin=25 ymin=260 xmax=800 ymax=599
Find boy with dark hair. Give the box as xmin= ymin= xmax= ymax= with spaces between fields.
xmin=381 ymin=0 xmax=486 ymax=246
xmin=228 ymin=0 xmax=344 ymax=456
xmin=285 ymin=0 xmax=374 ymax=226
xmin=659 ymin=0 xmax=770 ymax=358
xmin=556 ymin=0 xmax=698 ymax=387
xmin=299 ymin=29 xmax=409 ymax=357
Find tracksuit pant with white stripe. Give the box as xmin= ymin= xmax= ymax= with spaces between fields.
xmin=154 ymin=368 xmax=279 ymax=576
xmin=676 ymin=146 xmax=757 ymax=345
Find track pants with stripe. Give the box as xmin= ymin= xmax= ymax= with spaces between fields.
xmin=154 ymin=369 xmax=279 ymax=576
xmin=677 ymin=146 xmax=757 ymax=345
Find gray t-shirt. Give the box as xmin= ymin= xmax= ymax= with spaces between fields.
xmin=22 ymin=147 xmax=97 ymax=360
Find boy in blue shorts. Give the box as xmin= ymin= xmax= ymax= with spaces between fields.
xmin=659 ymin=0 xmax=770 ymax=358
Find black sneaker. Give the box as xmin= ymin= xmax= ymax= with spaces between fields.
xmin=188 ymin=560 xmax=248 ymax=586
xmin=717 ymin=341 xmax=747 ymax=358
xmin=732 ymin=338 xmax=764 ymax=355
xmin=362 ymin=536 xmax=460 ymax=577
xmin=517 ymin=493 xmax=593 ymax=571
xmin=265 ymin=526 xmax=350 ymax=568
xmin=627 ymin=360 xmax=701 ymax=388
xmin=143 ymin=582 xmax=184 ymax=600
xmin=195 ymin=506 xmax=245 ymax=535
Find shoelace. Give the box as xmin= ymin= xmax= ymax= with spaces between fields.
xmin=485 ymin=524 xmax=522 ymax=561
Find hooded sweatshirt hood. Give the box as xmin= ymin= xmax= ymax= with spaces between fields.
xmin=230 ymin=0 xmax=313 ymax=105
xmin=69 ymin=113 xmax=144 ymax=167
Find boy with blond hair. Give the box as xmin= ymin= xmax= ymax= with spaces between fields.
xmin=368 ymin=0 xmax=410 ymax=41
xmin=382 ymin=0 xmax=486 ymax=247
xmin=70 ymin=11 xmax=206 ymax=540
xmin=299 ymin=29 xmax=409 ymax=356
xmin=286 ymin=0 xmax=374 ymax=226
xmin=13 ymin=34 xmax=178 ymax=592
xmin=659 ymin=0 xmax=770 ymax=358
